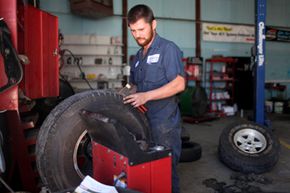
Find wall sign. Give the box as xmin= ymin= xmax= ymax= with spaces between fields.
xmin=266 ymin=27 xmax=290 ymax=42
xmin=202 ymin=23 xmax=255 ymax=43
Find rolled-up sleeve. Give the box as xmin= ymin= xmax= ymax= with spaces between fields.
xmin=129 ymin=54 xmax=139 ymax=85
xmin=162 ymin=42 xmax=185 ymax=82
xmin=129 ymin=66 xmax=135 ymax=85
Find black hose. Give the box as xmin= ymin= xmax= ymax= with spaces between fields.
xmin=61 ymin=49 xmax=94 ymax=90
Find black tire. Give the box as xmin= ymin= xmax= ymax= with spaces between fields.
xmin=33 ymin=79 xmax=75 ymax=126
xmin=218 ymin=121 xmax=280 ymax=174
xmin=36 ymin=89 xmax=150 ymax=192
xmin=191 ymin=86 xmax=207 ymax=117
xmin=180 ymin=141 xmax=202 ymax=162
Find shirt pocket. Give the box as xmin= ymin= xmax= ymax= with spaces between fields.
xmin=144 ymin=64 xmax=165 ymax=85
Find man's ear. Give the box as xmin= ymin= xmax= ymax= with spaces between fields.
xmin=152 ymin=20 xmax=157 ymax=31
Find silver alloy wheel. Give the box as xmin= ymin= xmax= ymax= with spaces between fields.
xmin=233 ymin=128 xmax=267 ymax=154
xmin=73 ymin=130 xmax=88 ymax=179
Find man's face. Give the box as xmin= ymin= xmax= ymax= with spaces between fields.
xmin=129 ymin=18 xmax=156 ymax=47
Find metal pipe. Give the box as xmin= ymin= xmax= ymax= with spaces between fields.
xmin=0 ymin=177 xmax=15 ymax=193
xmin=195 ymin=0 xmax=201 ymax=57
xmin=122 ymin=0 xmax=128 ymax=64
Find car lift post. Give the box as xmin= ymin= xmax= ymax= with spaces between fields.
xmin=254 ymin=0 xmax=266 ymax=125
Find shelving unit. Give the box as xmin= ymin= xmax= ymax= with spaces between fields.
xmin=265 ymin=83 xmax=287 ymax=113
xmin=180 ymin=57 xmax=210 ymax=121
xmin=205 ymin=57 xmax=237 ymax=115
xmin=60 ymin=35 xmax=125 ymax=91
xmin=183 ymin=57 xmax=203 ymax=85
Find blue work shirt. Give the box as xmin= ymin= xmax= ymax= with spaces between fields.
xmin=130 ymin=34 xmax=184 ymax=129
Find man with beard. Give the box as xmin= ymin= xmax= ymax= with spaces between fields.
xmin=124 ymin=4 xmax=185 ymax=193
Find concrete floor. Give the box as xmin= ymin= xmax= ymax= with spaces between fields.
xmin=178 ymin=113 xmax=290 ymax=193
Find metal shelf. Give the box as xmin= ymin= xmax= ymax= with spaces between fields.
xmin=206 ymin=57 xmax=236 ymax=113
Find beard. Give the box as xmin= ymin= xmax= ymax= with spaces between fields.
xmin=135 ymin=29 xmax=154 ymax=47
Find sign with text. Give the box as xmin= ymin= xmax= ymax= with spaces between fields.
xmin=202 ymin=23 xmax=255 ymax=43
xmin=266 ymin=27 xmax=290 ymax=42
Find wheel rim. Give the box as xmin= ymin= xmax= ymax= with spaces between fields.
xmin=233 ymin=128 xmax=267 ymax=154
xmin=73 ymin=130 xmax=92 ymax=179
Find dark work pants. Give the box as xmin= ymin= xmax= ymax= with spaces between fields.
xmin=151 ymin=124 xmax=182 ymax=193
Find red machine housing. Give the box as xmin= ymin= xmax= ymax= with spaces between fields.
xmin=0 ymin=1 xmax=59 ymax=192
xmin=92 ymin=142 xmax=172 ymax=193
xmin=0 ymin=0 xmax=18 ymax=110
xmin=81 ymin=109 xmax=172 ymax=193
xmin=0 ymin=2 xmax=59 ymax=111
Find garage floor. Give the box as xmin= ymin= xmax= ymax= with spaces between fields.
xmin=178 ymin=113 xmax=290 ymax=193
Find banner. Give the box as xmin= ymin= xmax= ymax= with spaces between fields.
xmin=202 ymin=23 xmax=255 ymax=43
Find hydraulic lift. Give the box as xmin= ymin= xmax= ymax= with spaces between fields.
xmin=254 ymin=0 xmax=267 ymax=126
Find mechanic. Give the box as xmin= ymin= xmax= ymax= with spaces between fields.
xmin=124 ymin=4 xmax=185 ymax=193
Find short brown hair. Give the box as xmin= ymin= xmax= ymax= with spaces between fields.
xmin=127 ymin=4 xmax=155 ymax=25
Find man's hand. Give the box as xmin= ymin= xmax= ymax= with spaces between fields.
xmin=123 ymin=92 xmax=148 ymax=107
xmin=123 ymin=75 xmax=185 ymax=108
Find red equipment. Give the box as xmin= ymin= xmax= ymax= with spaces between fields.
xmin=0 ymin=1 xmax=59 ymax=110
xmin=0 ymin=0 xmax=59 ymax=192
xmin=81 ymin=110 xmax=172 ymax=193
xmin=93 ymin=143 xmax=171 ymax=193
xmin=22 ymin=6 xmax=59 ymax=99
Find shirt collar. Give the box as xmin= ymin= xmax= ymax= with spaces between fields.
xmin=149 ymin=33 xmax=160 ymax=49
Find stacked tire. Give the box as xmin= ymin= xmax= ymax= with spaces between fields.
xmin=180 ymin=127 xmax=202 ymax=162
